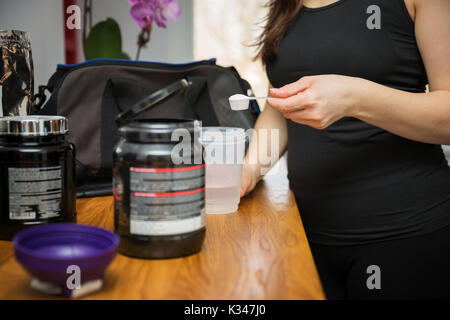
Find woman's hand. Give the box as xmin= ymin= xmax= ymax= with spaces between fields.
xmin=240 ymin=163 xmax=260 ymax=198
xmin=267 ymin=75 xmax=364 ymax=129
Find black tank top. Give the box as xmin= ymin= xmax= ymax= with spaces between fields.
xmin=266 ymin=0 xmax=450 ymax=245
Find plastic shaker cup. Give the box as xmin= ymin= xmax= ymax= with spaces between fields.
xmin=201 ymin=127 xmax=246 ymax=214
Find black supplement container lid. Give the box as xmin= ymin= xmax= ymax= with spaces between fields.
xmin=119 ymin=119 xmax=201 ymax=143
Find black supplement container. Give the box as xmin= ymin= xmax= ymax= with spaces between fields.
xmin=0 ymin=116 xmax=76 ymax=240
xmin=113 ymin=119 xmax=205 ymax=259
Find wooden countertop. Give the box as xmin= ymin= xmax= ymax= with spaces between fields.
xmin=0 ymin=160 xmax=324 ymax=300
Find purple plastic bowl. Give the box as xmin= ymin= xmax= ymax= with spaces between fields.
xmin=13 ymin=223 xmax=120 ymax=288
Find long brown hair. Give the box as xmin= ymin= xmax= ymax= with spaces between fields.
xmin=255 ymin=0 xmax=303 ymax=65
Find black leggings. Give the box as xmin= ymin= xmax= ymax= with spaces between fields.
xmin=309 ymin=224 xmax=450 ymax=300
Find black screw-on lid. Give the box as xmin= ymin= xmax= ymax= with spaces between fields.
xmin=119 ymin=119 xmax=201 ymax=143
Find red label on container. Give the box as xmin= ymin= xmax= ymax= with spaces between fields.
xmin=130 ymin=164 xmax=205 ymax=174
xmin=131 ymin=187 xmax=205 ymax=198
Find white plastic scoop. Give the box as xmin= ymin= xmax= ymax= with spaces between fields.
xmin=229 ymin=94 xmax=271 ymax=111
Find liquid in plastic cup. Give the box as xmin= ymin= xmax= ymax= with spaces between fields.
xmin=201 ymin=127 xmax=246 ymax=214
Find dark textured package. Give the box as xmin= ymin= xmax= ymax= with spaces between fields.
xmin=0 ymin=30 xmax=34 ymax=116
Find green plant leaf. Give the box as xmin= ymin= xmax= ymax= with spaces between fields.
xmin=85 ymin=17 xmax=130 ymax=60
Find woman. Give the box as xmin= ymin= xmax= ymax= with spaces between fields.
xmin=241 ymin=0 xmax=450 ymax=299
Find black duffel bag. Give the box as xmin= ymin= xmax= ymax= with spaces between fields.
xmin=35 ymin=58 xmax=260 ymax=197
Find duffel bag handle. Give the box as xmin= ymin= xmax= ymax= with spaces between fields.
xmin=115 ymin=78 xmax=192 ymax=126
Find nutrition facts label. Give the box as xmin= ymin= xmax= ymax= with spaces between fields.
xmin=8 ymin=166 xmax=62 ymax=220
xmin=129 ymin=165 xmax=205 ymax=236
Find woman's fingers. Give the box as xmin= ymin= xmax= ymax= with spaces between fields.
xmin=282 ymin=109 xmax=330 ymax=130
xmin=267 ymin=91 xmax=311 ymax=113
xmin=268 ymin=77 xmax=314 ymax=113
xmin=270 ymin=77 xmax=311 ymax=98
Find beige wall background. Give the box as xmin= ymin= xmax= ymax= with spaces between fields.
xmin=194 ymin=0 xmax=269 ymax=105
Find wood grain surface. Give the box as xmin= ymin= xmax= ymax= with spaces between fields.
xmin=0 ymin=160 xmax=324 ymax=300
